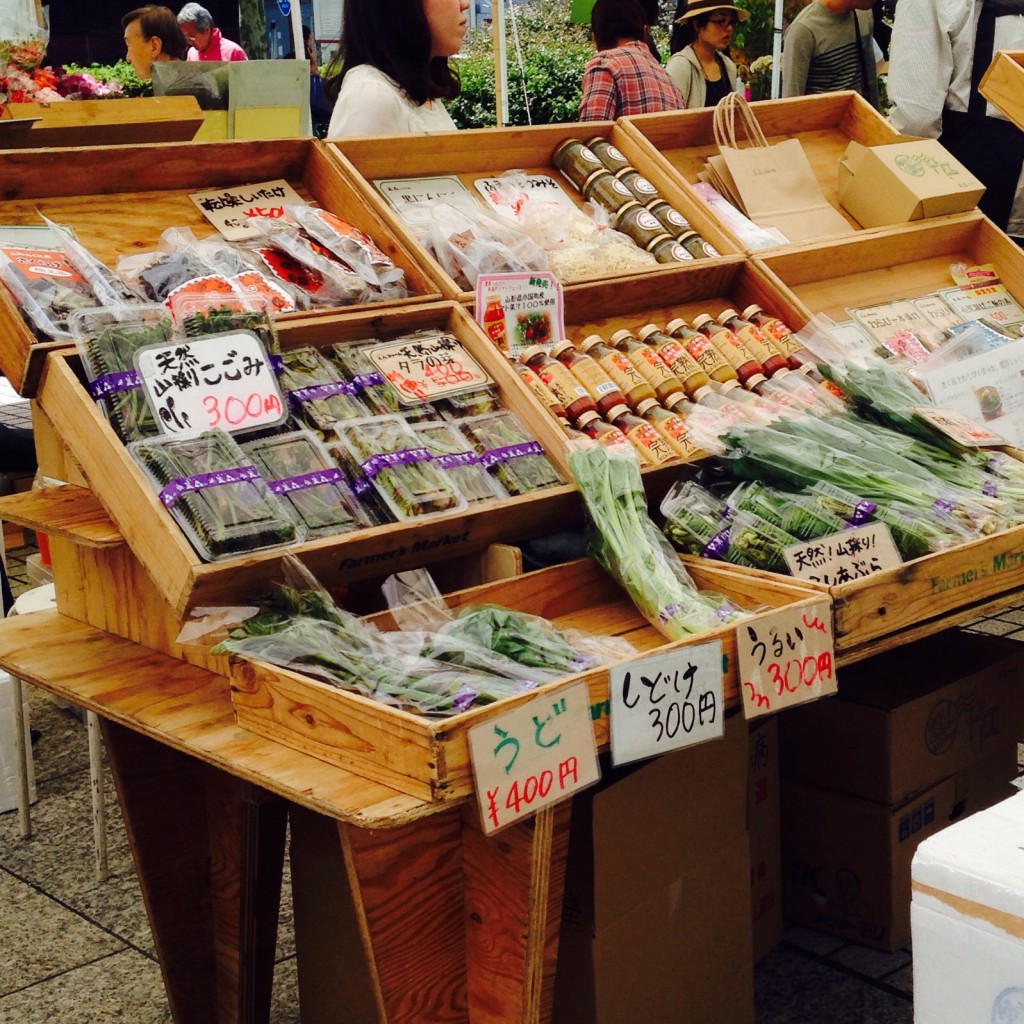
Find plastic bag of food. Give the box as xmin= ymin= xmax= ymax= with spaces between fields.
xmin=0 ymin=244 xmax=99 ymax=340
xmin=39 ymin=214 xmax=138 ymax=308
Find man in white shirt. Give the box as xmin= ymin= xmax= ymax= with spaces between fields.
xmin=887 ymin=0 xmax=1024 ymax=231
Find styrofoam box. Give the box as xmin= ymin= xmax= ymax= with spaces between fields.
xmin=911 ymin=788 xmax=1024 ymax=1023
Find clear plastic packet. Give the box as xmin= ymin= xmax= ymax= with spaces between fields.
xmin=455 ymin=410 xmax=563 ymax=495
xmin=776 ymin=495 xmax=847 ymax=541
xmin=659 ymin=479 xmax=731 ymax=556
xmin=230 ymin=269 xmax=295 ymax=317
xmin=178 ymin=296 xmax=281 ymax=354
xmin=130 ymin=429 xmax=303 ymax=561
xmin=241 ymin=430 xmax=371 ymax=539
xmin=435 ymin=386 xmax=502 ymax=419
xmin=287 ymin=205 xmax=407 ymax=290
xmin=0 ymin=245 xmax=98 ymax=340
xmin=872 ymin=500 xmax=970 ymax=560
xmin=807 ymin=480 xmax=877 ymax=526
xmin=727 ymin=510 xmax=798 ymax=573
xmin=411 ymin=420 xmax=507 ymax=504
xmin=277 ymin=347 xmax=369 ymax=437
xmin=323 ymin=441 xmax=395 ymax=526
xmin=334 ymin=414 xmax=467 ymax=520
xmin=326 ymin=341 xmax=402 ymax=416
xmin=39 ymin=213 xmax=138 ymax=307
xmin=71 ymin=304 xmax=174 ymax=444
xmin=165 ymin=274 xmax=244 ymax=327
xmin=117 ymin=228 xmax=213 ymax=303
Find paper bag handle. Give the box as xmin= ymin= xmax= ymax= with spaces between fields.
xmin=713 ymin=92 xmax=769 ymax=150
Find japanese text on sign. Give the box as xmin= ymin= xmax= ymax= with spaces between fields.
xmin=373 ymin=175 xmax=471 ymax=212
xmin=366 ymin=334 xmax=492 ymax=405
xmin=188 ymin=179 xmax=305 ymax=242
xmin=783 ymin=522 xmax=901 ymax=586
xmin=609 ymin=640 xmax=723 ymax=766
xmin=913 ymin=405 xmax=1009 ymax=448
xmin=135 ymin=332 xmax=287 ymax=438
xmin=468 ymin=682 xmax=599 ymax=835
xmin=473 ymin=174 xmax=578 ymax=210
xmin=737 ymin=599 xmax=836 ymax=720
xmin=475 ymin=272 xmax=565 ymax=359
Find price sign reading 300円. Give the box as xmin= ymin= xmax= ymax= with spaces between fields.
xmin=737 ymin=599 xmax=836 ymax=720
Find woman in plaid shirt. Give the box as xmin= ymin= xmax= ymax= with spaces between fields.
xmin=578 ymin=0 xmax=686 ymax=120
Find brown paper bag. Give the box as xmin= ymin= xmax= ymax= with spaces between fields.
xmin=711 ymin=93 xmax=853 ymax=244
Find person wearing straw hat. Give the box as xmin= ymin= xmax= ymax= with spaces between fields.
xmin=666 ymin=0 xmax=745 ymax=108
xmin=780 ymin=0 xmax=878 ymax=106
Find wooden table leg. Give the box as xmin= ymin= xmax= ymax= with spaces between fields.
xmin=462 ymin=803 xmax=572 ymax=1024
xmin=101 ymin=720 xmax=287 ymax=1024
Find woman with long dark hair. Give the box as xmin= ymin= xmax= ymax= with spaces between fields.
xmin=666 ymin=0 xmax=745 ymax=108
xmin=324 ymin=0 xmax=469 ymax=137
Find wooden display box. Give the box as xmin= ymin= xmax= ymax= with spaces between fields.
xmin=0 ymin=137 xmax=442 ymax=396
xmin=743 ymin=214 xmax=1024 ymax=657
xmin=35 ymin=300 xmax=580 ymax=618
xmin=0 ymin=95 xmax=204 ymax=148
xmin=230 ymin=555 xmax=826 ymax=801
xmin=618 ymin=91 xmax=905 ymax=254
xmin=980 ymin=51 xmax=1024 ymax=133
xmin=324 ymin=121 xmax=740 ymax=305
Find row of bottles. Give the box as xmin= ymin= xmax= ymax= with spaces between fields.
xmin=511 ymin=304 xmax=835 ymax=467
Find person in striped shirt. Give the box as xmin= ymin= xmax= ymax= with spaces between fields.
xmin=780 ymin=0 xmax=879 ymax=108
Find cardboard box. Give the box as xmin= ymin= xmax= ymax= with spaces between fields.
xmin=781 ymin=745 xmax=1018 ymax=950
xmin=778 ymin=632 xmax=1024 ymax=804
xmin=838 ymin=139 xmax=985 ymax=227
xmin=553 ymin=713 xmax=754 ymax=1024
xmin=748 ymin=716 xmax=782 ymax=962
xmin=911 ymin=789 xmax=1024 ymax=1024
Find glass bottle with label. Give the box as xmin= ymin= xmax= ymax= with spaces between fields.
xmin=482 ymin=293 xmax=508 ymax=352
xmin=577 ymin=409 xmax=631 ymax=448
xmin=741 ymin=303 xmax=824 ymax=378
xmin=520 ymin=345 xmax=596 ymax=424
xmin=692 ymin=313 xmax=767 ymax=389
xmin=666 ymin=317 xmax=741 ymax=390
xmin=716 ymin=308 xmax=789 ymax=378
xmin=551 ymin=340 xmax=626 ymax=418
xmin=608 ymin=404 xmax=676 ymax=465
xmin=609 ymin=328 xmax=686 ymax=406
xmin=635 ymin=397 xmax=707 ymax=461
xmin=511 ymin=360 xmax=571 ymax=428
xmin=636 ymin=324 xmax=713 ymax=400
xmin=578 ymin=335 xmax=657 ymax=410
xmin=585 ymin=136 xmax=631 ymax=173
xmin=552 ymin=138 xmax=605 ymax=191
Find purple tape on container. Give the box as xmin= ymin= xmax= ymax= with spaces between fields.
xmin=986 ymin=455 xmax=1004 ymax=475
xmin=268 ymin=467 xmax=345 ymax=496
xmin=268 ymin=354 xmax=285 ymax=375
xmin=983 ymin=479 xmax=999 ymax=498
xmin=352 ymin=474 xmax=372 ymax=496
xmin=659 ymin=603 xmax=681 ymax=623
xmin=452 ymin=685 xmax=477 ymax=713
xmin=721 ymin=503 xmax=735 ymax=522
xmin=88 ymin=369 xmax=142 ymax=399
xmin=851 ymin=500 xmax=876 ymax=526
xmin=352 ymin=371 xmax=385 ymax=391
xmin=480 ymin=441 xmax=544 ymax=468
xmin=158 ymin=464 xmax=261 ymax=508
xmin=289 ymin=381 xmax=359 ymax=405
xmin=360 ymin=446 xmax=432 ymax=479
xmin=434 ymin=450 xmax=481 ymax=471
xmin=701 ymin=527 xmax=731 ymax=560
xmin=933 ymin=497 xmax=955 ymax=515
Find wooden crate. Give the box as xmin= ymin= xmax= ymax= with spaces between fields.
xmin=980 ymin=51 xmax=1024 ymax=133
xmin=751 ymin=213 xmax=1019 ymax=330
xmin=618 ymin=92 xmax=908 ymax=254
xmin=0 ymin=137 xmax=442 ymax=396
xmin=35 ymin=300 xmax=581 ymax=618
xmin=324 ymin=121 xmax=740 ymax=306
xmin=0 ymin=96 xmax=204 ymax=148
xmin=230 ymin=556 xmax=825 ymax=801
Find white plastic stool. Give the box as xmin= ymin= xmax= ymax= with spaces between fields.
xmin=11 ymin=584 xmax=109 ymax=882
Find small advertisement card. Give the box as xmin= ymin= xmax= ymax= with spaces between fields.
xmin=783 ymin=522 xmax=902 ymax=586
xmin=366 ymin=333 xmax=493 ymax=405
xmin=189 ymin=179 xmax=305 ymax=241
xmin=474 ymin=272 xmax=564 ymax=358
xmin=473 ymin=173 xmax=577 ymax=210
xmin=373 ymin=174 xmax=471 ymax=213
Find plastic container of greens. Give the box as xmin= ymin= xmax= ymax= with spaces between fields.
xmin=71 ymin=304 xmax=174 ymax=444
xmin=334 ymin=415 xmax=467 ymax=521
xmin=411 ymin=420 xmax=507 ymax=504
xmin=130 ymin=428 xmax=303 ymax=561
xmin=327 ymin=341 xmax=438 ymax=422
xmin=435 ymin=386 xmax=502 ymax=419
xmin=278 ymin=346 xmax=369 ymax=438
xmin=455 ymin=411 xmax=562 ymax=496
xmin=727 ymin=510 xmax=798 ymax=573
xmin=242 ymin=430 xmax=370 ymax=539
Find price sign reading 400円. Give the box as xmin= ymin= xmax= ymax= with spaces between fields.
xmin=136 ymin=332 xmax=287 ymax=438
xmin=467 ymin=681 xmax=600 ymax=835
xmin=737 ymin=598 xmax=836 ymax=720
xmin=609 ymin=640 xmax=724 ymax=767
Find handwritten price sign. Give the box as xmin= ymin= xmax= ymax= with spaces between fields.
xmin=367 ymin=334 xmax=492 ymax=406
xmin=609 ymin=640 xmax=723 ymax=766
xmin=737 ymin=599 xmax=836 ymax=720
xmin=784 ymin=522 xmax=901 ymax=586
xmin=136 ymin=332 xmax=286 ymax=438
xmin=468 ymin=681 xmax=600 ymax=835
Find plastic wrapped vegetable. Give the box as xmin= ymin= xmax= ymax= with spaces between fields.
xmin=327 ymin=341 xmax=403 ymax=416
xmin=130 ymin=429 xmax=301 ymax=560
xmin=0 ymin=245 xmax=99 ymax=340
xmin=278 ymin=347 xmax=369 ymax=437
xmin=412 ymin=420 xmax=506 ymax=503
xmin=456 ymin=410 xmax=563 ymax=495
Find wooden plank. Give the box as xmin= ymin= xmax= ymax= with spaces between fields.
xmin=0 ymin=609 xmax=440 ymax=827
xmin=0 ymin=485 xmax=122 ymax=546
xmin=340 ymin=808 xmax=469 ymax=1024
xmin=979 ymin=51 xmax=1024 ymax=134
xmin=103 ymin=722 xmax=287 ymax=1024
xmin=2 ymin=96 xmax=204 ymax=148
xmin=462 ymin=802 xmax=571 ymax=1024
xmin=30 ymin=400 xmax=87 ymax=485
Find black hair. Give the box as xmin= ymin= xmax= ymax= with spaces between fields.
xmin=324 ymin=0 xmax=460 ymax=106
xmin=121 ymin=5 xmax=188 ymax=61
xmin=590 ymin=0 xmax=648 ymax=52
